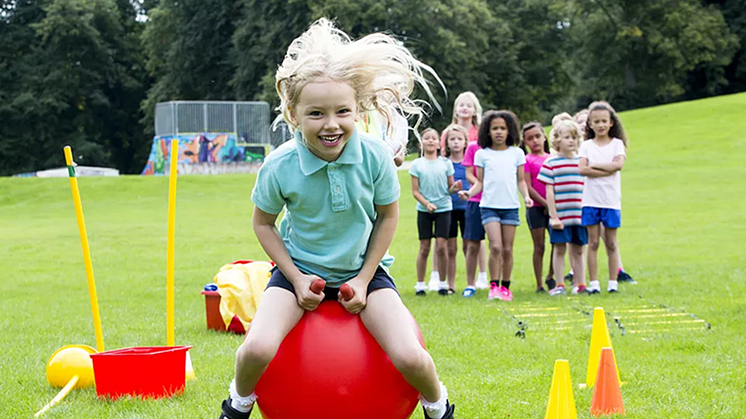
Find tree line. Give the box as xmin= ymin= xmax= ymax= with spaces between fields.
xmin=1 ymin=0 xmax=743 ymax=175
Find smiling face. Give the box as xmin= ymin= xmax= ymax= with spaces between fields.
xmin=489 ymin=117 xmax=508 ymax=149
xmin=588 ymin=109 xmax=613 ymax=139
xmin=446 ymin=130 xmax=467 ymax=154
xmin=290 ymin=80 xmax=358 ymax=162
xmin=421 ymin=129 xmax=440 ymax=154
xmin=523 ymin=126 xmax=546 ymax=154
xmin=455 ymin=98 xmax=475 ymax=121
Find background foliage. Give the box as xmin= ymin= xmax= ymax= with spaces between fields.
xmin=1 ymin=0 xmax=743 ymax=175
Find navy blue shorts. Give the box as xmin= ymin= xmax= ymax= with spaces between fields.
xmin=481 ymin=207 xmax=520 ymax=226
xmin=266 ymin=266 xmax=398 ymax=301
xmin=463 ymin=201 xmax=485 ymax=241
xmin=549 ymin=225 xmax=588 ymax=246
xmin=581 ymin=207 xmax=621 ymax=228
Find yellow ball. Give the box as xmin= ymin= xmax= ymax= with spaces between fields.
xmin=45 ymin=345 xmax=97 ymax=389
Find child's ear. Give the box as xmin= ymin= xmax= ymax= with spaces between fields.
xmin=288 ymin=108 xmax=299 ymax=126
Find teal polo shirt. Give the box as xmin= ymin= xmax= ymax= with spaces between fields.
xmin=408 ymin=156 xmax=454 ymax=213
xmin=251 ymin=130 xmax=400 ymax=286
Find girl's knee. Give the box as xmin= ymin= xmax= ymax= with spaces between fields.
xmin=502 ymin=247 xmax=513 ymax=259
xmin=489 ymin=242 xmax=503 ymax=255
xmin=237 ymin=337 xmax=279 ymax=367
xmin=533 ymin=242 xmax=545 ymax=255
xmin=588 ymin=238 xmax=601 ymax=251
xmin=604 ymin=240 xmax=618 ymax=253
xmin=435 ymin=242 xmax=447 ymax=258
xmin=447 ymin=244 xmax=458 ymax=258
xmin=389 ymin=346 xmax=429 ymax=375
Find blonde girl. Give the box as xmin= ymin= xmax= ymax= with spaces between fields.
xmin=220 ymin=19 xmax=455 ymax=419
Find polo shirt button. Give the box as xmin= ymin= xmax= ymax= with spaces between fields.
xmin=335 ymin=186 xmax=341 ymax=193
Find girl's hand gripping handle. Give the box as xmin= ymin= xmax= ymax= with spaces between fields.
xmin=310 ymin=279 xmax=354 ymax=302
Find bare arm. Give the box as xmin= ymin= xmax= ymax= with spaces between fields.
xmin=252 ymin=207 xmax=323 ymax=310
xmin=459 ymin=166 xmax=483 ymax=201
xmin=340 ymin=201 xmax=399 ymax=313
xmin=411 ymin=176 xmax=436 ymax=212
xmin=590 ymin=155 xmax=626 ymax=173
xmin=579 ymin=157 xmax=612 ymax=178
xmin=526 ymin=170 xmax=548 ymax=208
xmin=447 ymin=175 xmax=463 ymax=194
xmin=517 ymin=166 xmax=534 ymax=207
xmin=465 ymin=167 xmax=478 ymax=185
xmin=546 ymin=185 xmax=563 ymax=230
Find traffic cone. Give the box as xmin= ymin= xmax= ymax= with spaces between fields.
xmin=545 ymin=360 xmax=577 ymax=419
xmin=585 ymin=307 xmax=621 ymax=388
xmin=590 ymin=347 xmax=625 ymax=416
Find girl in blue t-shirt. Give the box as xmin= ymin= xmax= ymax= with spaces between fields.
xmin=459 ymin=110 xmax=533 ymax=302
xmin=442 ymin=124 xmax=473 ymax=297
xmin=411 ymin=128 xmax=462 ymax=296
xmin=219 ymin=19 xmax=455 ymax=419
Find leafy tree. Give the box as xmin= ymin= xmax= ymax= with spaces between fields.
xmin=567 ymin=0 xmax=738 ymax=110
xmin=0 ymin=0 xmax=147 ymax=175
xmin=141 ymin=0 xmax=242 ymax=136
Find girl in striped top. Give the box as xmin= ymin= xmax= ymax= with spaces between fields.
xmin=538 ymin=119 xmax=589 ymax=295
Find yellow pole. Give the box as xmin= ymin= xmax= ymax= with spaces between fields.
xmin=34 ymin=375 xmax=79 ymax=417
xmin=167 ymin=139 xmax=178 ymax=346
xmin=63 ymin=147 xmax=105 ymax=353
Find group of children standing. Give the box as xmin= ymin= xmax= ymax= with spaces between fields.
xmin=410 ymin=93 xmax=634 ymax=301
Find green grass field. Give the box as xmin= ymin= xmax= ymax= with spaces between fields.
xmin=1 ymin=93 xmax=745 ymax=418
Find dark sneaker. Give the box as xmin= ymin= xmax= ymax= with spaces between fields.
xmin=564 ymin=272 xmax=573 ymax=283
xmin=438 ymin=288 xmax=449 ymax=296
xmin=219 ymin=399 xmax=252 ymax=419
xmin=617 ymin=270 xmax=636 ymax=284
xmin=536 ymin=287 xmax=547 ymax=294
xmin=545 ymin=277 xmax=556 ymax=291
xmin=416 ymin=290 xmax=427 ymax=296
xmin=424 ymin=401 xmax=456 ymax=419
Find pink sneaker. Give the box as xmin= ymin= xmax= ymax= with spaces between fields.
xmin=488 ymin=282 xmax=501 ymax=300
xmin=499 ymin=286 xmax=513 ymax=301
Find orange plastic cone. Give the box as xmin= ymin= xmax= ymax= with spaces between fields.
xmin=590 ymin=347 xmax=625 ymax=416
xmin=586 ymin=307 xmax=621 ymax=388
xmin=545 ymin=360 xmax=577 ymax=419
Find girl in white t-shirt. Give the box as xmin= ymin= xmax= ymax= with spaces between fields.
xmin=578 ymin=101 xmax=628 ymax=294
xmin=459 ymin=110 xmax=533 ymax=302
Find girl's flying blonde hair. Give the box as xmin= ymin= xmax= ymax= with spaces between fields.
xmin=275 ymin=18 xmax=442 ymax=146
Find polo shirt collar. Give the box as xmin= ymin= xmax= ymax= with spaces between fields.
xmin=296 ymin=129 xmax=364 ymax=176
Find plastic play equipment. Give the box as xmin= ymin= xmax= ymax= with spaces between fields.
xmin=254 ymin=282 xmax=424 ymax=419
xmin=37 ymin=143 xmax=193 ymax=414
xmin=35 ymin=345 xmax=98 ymax=417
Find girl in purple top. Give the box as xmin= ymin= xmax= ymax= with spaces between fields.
xmin=522 ymin=122 xmax=555 ymax=292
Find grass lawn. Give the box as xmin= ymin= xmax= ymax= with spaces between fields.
xmin=1 ymin=92 xmax=745 ymax=418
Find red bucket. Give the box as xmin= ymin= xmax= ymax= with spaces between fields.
xmin=90 ymin=346 xmax=191 ymax=399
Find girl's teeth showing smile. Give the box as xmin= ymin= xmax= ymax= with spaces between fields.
xmin=319 ymin=134 xmax=342 ymax=146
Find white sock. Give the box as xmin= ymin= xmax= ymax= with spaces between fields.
xmin=420 ymin=382 xmax=448 ymax=419
xmin=465 ymin=285 xmax=476 ymax=290
xmin=415 ymin=281 xmax=428 ymax=292
xmin=608 ymin=280 xmax=619 ymax=292
xmin=477 ymin=271 xmax=487 ymax=282
xmin=589 ymin=280 xmax=600 ymax=290
xmin=229 ymin=380 xmax=257 ymax=413
xmin=438 ymin=280 xmax=448 ymax=290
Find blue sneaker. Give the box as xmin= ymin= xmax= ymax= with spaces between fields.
xmin=462 ymin=287 xmax=476 ymax=298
